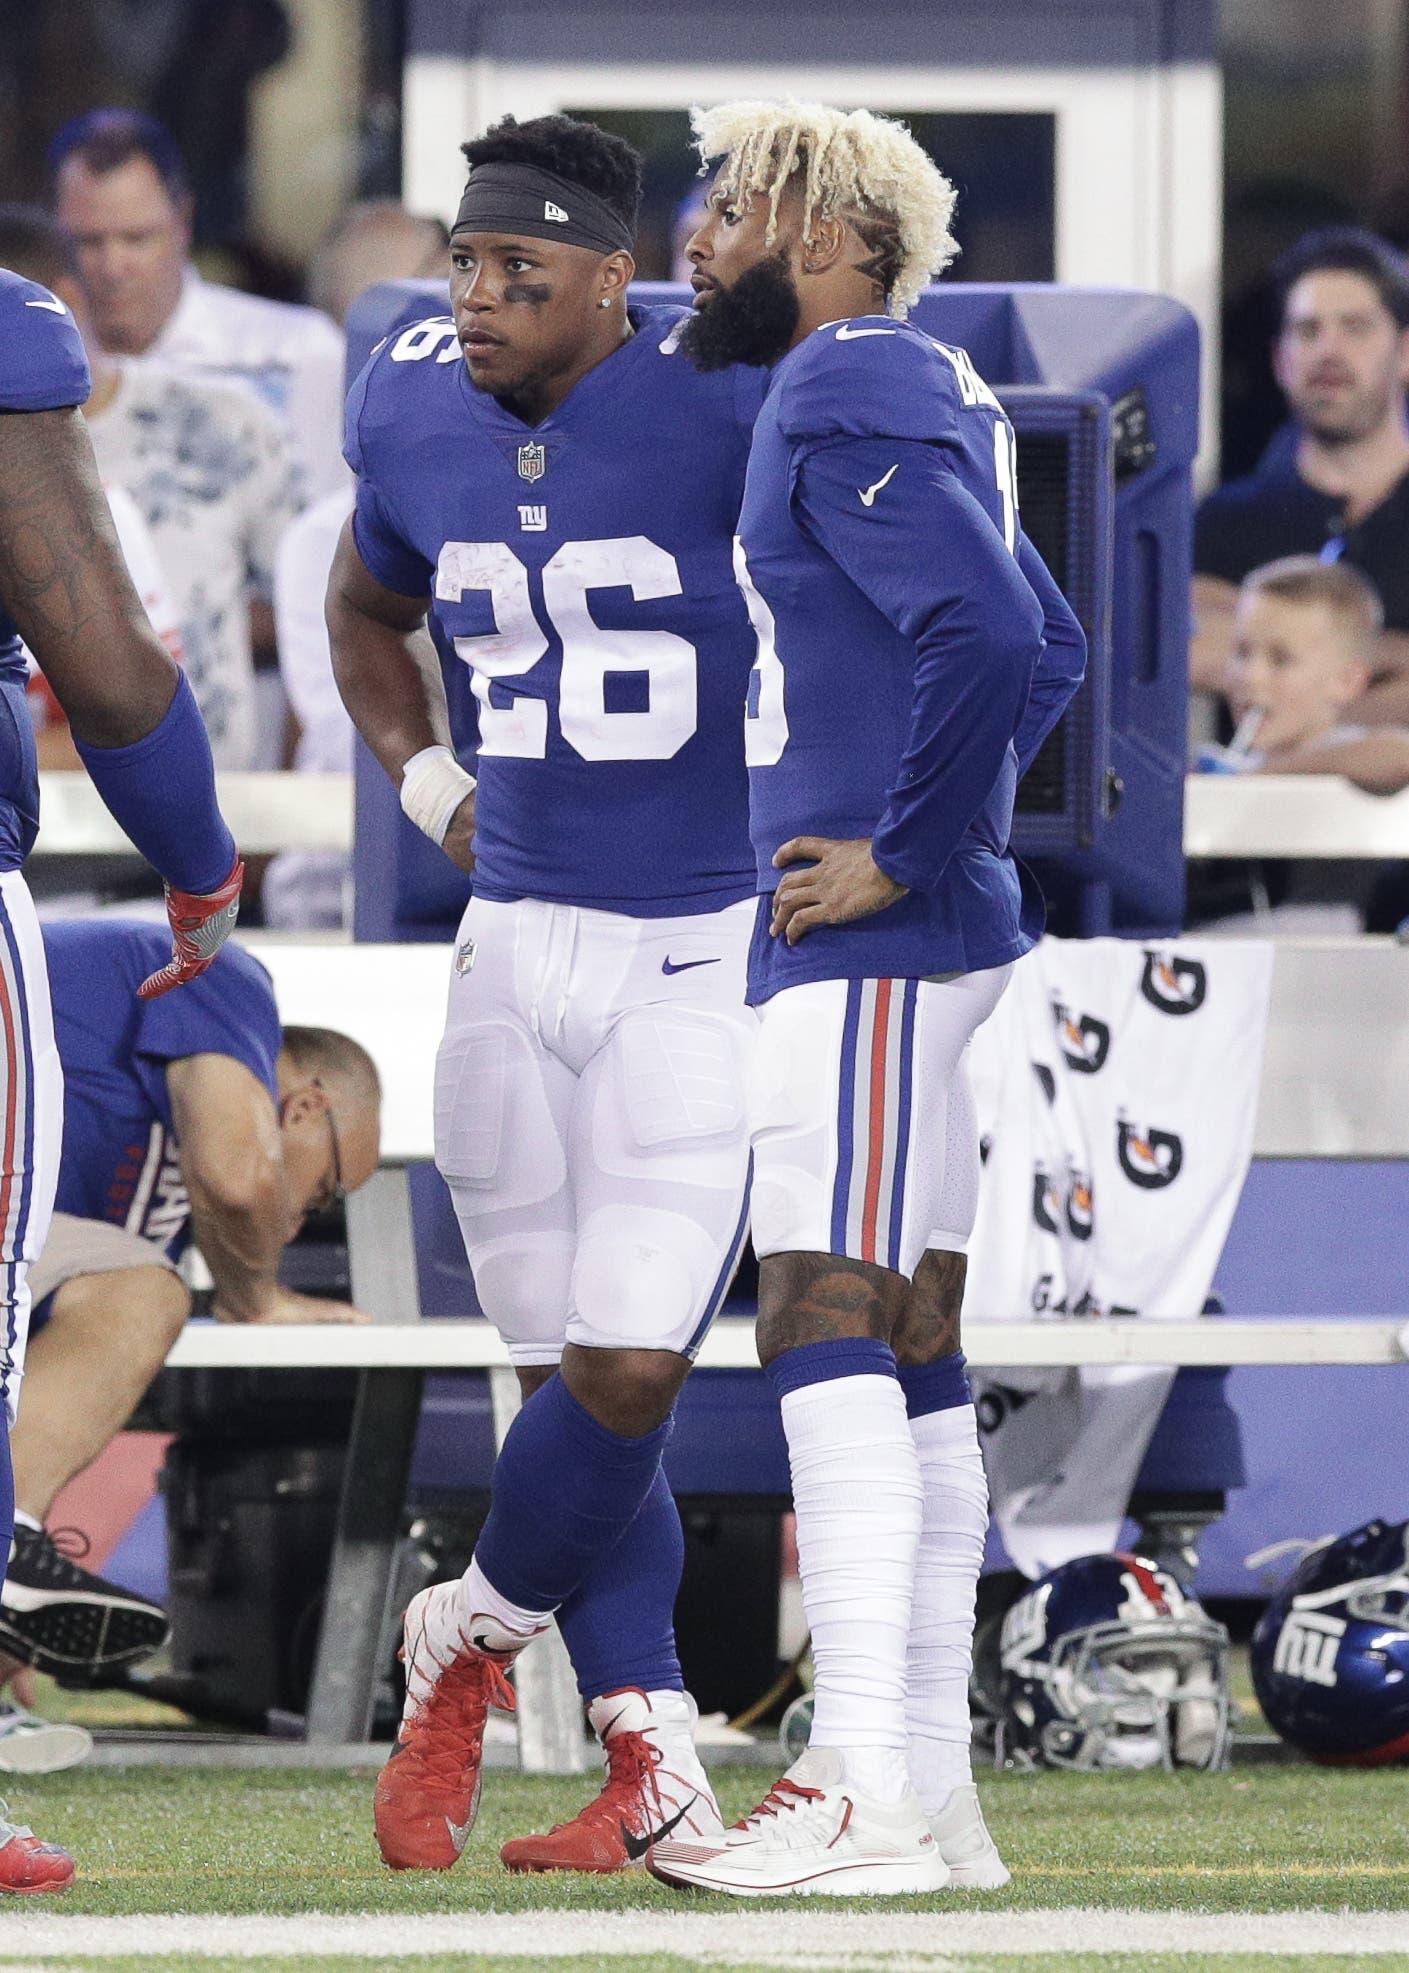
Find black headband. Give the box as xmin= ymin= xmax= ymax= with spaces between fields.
xmin=452 ymin=163 xmax=634 ymax=256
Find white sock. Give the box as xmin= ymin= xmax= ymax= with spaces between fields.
xmin=906 ymin=1402 xmax=988 ymax=1815
xmin=458 ymin=1555 xmax=552 ymax=1651
xmin=11 ymin=1511 xmax=40 ymax=1535
xmin=781 ymin=1371 xmax=922 ymax=1802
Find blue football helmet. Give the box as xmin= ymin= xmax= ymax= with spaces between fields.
xmin=1250 ymin=1518 xmax=1409 ymax=1765
xmin=997 ymin=1552 xmax=1231 ymax=1771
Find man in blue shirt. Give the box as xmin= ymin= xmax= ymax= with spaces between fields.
xmin=650 ymin=103 xmax=1085 ymax=1899
xmin=0 ymin=923 xmax=379 ymax=1720
xmin=0 ymin=256 xmax=244 ymax=1891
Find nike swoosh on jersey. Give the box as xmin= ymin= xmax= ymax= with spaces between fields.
xmin=835 ymin=324 xmax=895 ymax=340
xmin=662 ymin=956 xmax=721 ymax=976
xmin=858 ymin=463 xmax=901 ymax=508
xmin=24 ymin=297 xmax=68 ymax=315
xmin=622 ymin=1795 xmax=697 ymax=1861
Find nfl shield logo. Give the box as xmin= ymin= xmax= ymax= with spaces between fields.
xmin=517 ymin=441 xmax=546 ymax=484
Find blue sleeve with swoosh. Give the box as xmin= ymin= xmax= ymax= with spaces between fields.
xmin=790 ymin=434 xmax=1045 ymax=895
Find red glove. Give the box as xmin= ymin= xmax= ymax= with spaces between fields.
xmin=138 ymin=858 xmax=246 ymax=1000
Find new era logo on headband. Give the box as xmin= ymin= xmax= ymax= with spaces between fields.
xmin=544 ymin=200 xmax=569 ymax=223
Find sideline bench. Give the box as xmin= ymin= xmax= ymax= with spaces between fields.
xmin=153 ymin=932 xmax=1403 ymax=1756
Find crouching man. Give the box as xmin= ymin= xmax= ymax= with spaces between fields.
xmin=0 ymin=919 xmax=381 ymax=1696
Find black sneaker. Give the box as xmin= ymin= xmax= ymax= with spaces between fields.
xmin=0 ymin=1524 xmax=169 ymax=1680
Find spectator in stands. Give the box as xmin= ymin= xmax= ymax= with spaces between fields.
xmin=1190 ymin=558 xmax=1409 ymax=931
xmin=0 ymin=206 xmax=297 ymax=768
xmin=1192 ymin=228 xmax=1409 ymax=727
xmin=0 ymin=919 xmax=380 ymax=1695
xmin=49 ymin=108 xmax=346 ymax=504
xmin=265 ymin=201 xmax=448 ymax=928
xmin=1211 ymin=558 xmax=1409 ymax=790
xmin=306 ymin=199 xmax=448 ymax=328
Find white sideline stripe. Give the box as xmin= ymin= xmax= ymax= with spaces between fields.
xmin=4 ymin=1911 xmax=1409 ymax=1959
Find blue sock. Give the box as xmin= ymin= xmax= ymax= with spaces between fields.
xmin=474 ymin=1373 xmax=671 ymax=1615
xmin=557 ymin=1464 xmax=685 ymax=1700
xmin=764 ymin=1334 xmax=898 ymax=1402
xmin=897 ymin=1350 xmax=971 ymax=1419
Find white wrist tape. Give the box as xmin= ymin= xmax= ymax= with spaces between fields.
xmin=399 ymin=745 xmax=476 ymax=847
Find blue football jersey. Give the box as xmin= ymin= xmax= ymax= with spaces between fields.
xmin=45 ymin=922 xmax=281 ymax=1261
xmin=736 ymin=315 xmax=1085 ymax=1002
xmin=0 ymin=270 xmax=90 ymax=870
xmin=346 ymin=305 xmax=765 ymax=916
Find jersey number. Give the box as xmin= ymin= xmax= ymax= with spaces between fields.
xmin=434 ymin=538 xmax=698 ymax=762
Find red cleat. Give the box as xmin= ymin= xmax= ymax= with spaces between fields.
xmin=0 ymin=1804 xmax=74 ymax=1894
xmin=374 ymin=1585 xmax=518 ymax=1871
xmin=501 ymin=1688 xmax=722 ymax=1874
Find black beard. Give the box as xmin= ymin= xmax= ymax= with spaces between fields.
xmin=680 ymin=254 xmax=801 ymax=371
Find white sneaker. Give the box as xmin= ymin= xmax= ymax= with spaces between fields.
xmin=928 ymin=1782 xmax=1010 ymax=1889
xmin=649 ymin=1746 xmax=950 ymax=1898
xmin=0 ymin=1703 xmax=92 ymax=1775
xmin=502 ymin=1687 xmax=723 ymax=1872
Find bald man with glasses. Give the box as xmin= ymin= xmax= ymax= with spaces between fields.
xmin=0 ymin=919 xmax=380 ymax=1709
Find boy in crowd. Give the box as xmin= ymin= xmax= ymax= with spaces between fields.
xmin=1192 ymin=556 xmax=1409 ymax=932
xmin=1205 ymin=557 xmax=1409 ymax=790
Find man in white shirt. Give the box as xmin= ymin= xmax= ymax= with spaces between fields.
xmin=50 ymin=108 xmax=345 ymax=505
xmin=1 ymin=206 xmax=297 ymax=768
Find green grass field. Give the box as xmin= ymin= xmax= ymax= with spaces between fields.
xmin=0 ymin=1760 xmax=1404 ymax=1970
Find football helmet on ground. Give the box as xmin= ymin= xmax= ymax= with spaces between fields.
xmin=997 ymin=1551 xmax=1231 ymax=1771
xmin=1250 ymin=1518 xmax=1409 ymax=1766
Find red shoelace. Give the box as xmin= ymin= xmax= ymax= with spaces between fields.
xmin=734 ymin=1777 xmax=826 ymax=1829
xmin=396 ymin=1651 xmax=515 ymax=1798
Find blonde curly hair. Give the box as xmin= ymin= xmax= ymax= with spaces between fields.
xmin=691 ymin=100 xmax=958 ymax=317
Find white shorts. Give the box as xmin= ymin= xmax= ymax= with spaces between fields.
xmin=0 ymin=872 xmax=63 ymax=1427
xmin=748 ymin=966 xmax=1011 ymax=1281
xmin=435 ymin=894 xmax=757 ymax=1367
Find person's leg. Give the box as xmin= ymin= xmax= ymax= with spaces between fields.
xmin=501 ymin=969 xmax=755 ymax=1873
xmin=0 ymin=872 xmax=76 ymax=1892
xmin=10 ymin=1265 xmax=190 ymax=1521
xmin=653 ymin=978 xmax=943 ymax=1898
xmin=890 ymin=997 xmax=1011 ymax=1889
xmin=0 ymin=1252 xmax=186 ymax=1680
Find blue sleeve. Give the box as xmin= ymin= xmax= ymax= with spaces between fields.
xmin=1012 ymin=533 xmax=1087 ymax=777
xmin=0 ymin=276 xmax=90 ymax=411
xmin=343 ymin=347 xmax=434 ymax=597
xmin=74 ymin=670 xmax=237 ymax=895
xmin=776 ymin=325 xmax=960 ymax=447
xmin=133 ymin=941 xmax=281 ymax=1123
xmin=791 ymin=435 xmax=1044 ymax=895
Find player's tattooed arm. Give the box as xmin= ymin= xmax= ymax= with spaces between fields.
xmin=756 ymin=1252 xmax=908 ymax=1366
xmin=0 ymin=407 xmax=178 ymax=742
xmin=769 ymin=835 xmax=907 ymax=944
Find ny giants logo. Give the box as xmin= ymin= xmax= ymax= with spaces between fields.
xmin=1116 ymin=1118 xmax=1184 ymax=1190
xmin=1141 ymin=951 xmax=1209 ymax=1016
xmin=1052 ymin=997 xmax=1110 ymax=1074
xmin=1273 ymin=1610 xmax=1345 ymax=1687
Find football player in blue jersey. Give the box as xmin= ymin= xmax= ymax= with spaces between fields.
xmin=650 ymin=105 xmax=1087 ymax=1898
xmin=0 ymin=259 xmax=244 ymax=1891
xmin=328 ymin=116 xmax=765 ymax=1876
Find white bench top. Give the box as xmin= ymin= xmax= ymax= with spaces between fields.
xmin=165 ymin=1315 xmax=1409 ymax=1370
xmin=244 ymin=935 xmax=1409 ymax=1164
xmin=34 ymin=772 xmax=1409 ymax=860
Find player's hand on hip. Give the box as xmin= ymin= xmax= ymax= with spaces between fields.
xmin=441 ymin=790 xmax=476 ymax=873
xmin=770 ymin=837 xmax=908 ymax=944
xmin=138 ymin=857 xmax=246 ymax=999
